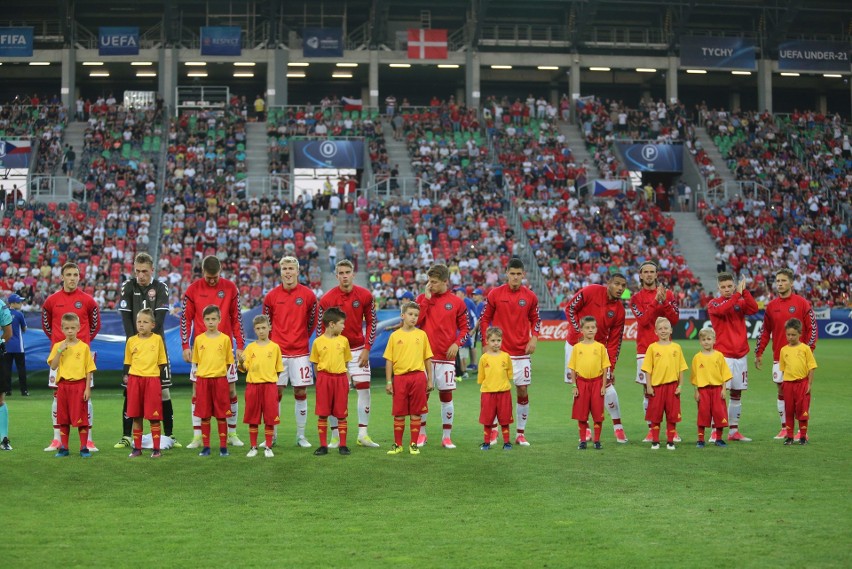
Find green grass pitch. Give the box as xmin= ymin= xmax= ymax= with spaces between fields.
xmin=4 ymin=340 xmax=851 ymax=568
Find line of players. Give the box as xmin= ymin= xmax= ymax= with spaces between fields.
xmin=29 ymin=254 xmax=817 ymax=453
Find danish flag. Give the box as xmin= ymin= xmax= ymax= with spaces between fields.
xmin=407 ymin=29 xmax=448 ymax=59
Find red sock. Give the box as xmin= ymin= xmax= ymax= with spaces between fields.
xmin=318 ymin=417 xmax=328 ymax=447
xmin=217 ymin=419 xmax=227 ymax=448
xmin=651 ymin=423 xmax=661 ymax=443
xmin=501 ymin=425 xmax=510 ymax=443
xmin=151 ymin=422 xmax=161 ymax=451
xmin=715 ymin=427 xmax=723 ymax=440
xmin=613 ymin=418 xmax=622 ymax=427
xmin=393 ymin=417 xmax=405 ymax=446
xmin=60 ymin=426 xmax=69 ymax=450
xmin=338 ymin=418 xmax=348 ymax=447
xmin=133 ymin=428 xmax=143 ymax=451
xmin=786 ymin=418 xmax=795 ymax=438
xmin=698 ymin=427 xmax=705 ymax=442
xmin=264 ymin=425 xmax=274 ymax=448
xmin=409 ymin=417 xmax=421 ymax=446
xmin=78 ymin=427 xmax=88 ymax=451
xmin=578 ymin=421 xmax=588 ymax=442
xmin=799 ymin=420 xmax=808 ymax=438
xmin=249 ymin=425 xmax=259 ymax=448
xmin=593 ymin=422 xmax=602 ymax=443
xmin=201 ymin=419 xmax=211 ymax=447
xmin=483 ymin=425 xmax=492 ymax=444
xmin=666 ymin=422 xmax=676 ymax=444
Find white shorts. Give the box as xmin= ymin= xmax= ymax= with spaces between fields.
xmin=772 ymin=362 xmax=784 ymax=385
xmin=511 ymin=356 xmax=532 ymax=387
xmin=635 ymin=355 xmax=647 ymax=385
xmin=348 ymin=348 xmax=371 ymax=384
xmin=458 ymin=346 xmax=471 ymax=363
xmin=431 ymin=360 xmax=457 ymax=391
xmin=564 ymin=342 xmax=574 ymax=383
xmin=278 ymin=355 xmax=314 ymax=387
xmin=724 ymin=356 xmax=749 ymax=390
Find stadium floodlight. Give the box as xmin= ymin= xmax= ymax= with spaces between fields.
xmin=537 ymin=66 xmax=559 ymax=70
xmin=136 ymin=72 xmax=157 ymax=77
xmin=636 ymin=68 xmax=656 ymax=73
xmin=233 ymin=72 xmax=254 ymax=78
xmin=82 ymin=61 xmax=103 ymax=66
xmin=131 ymin=61 xmax=153 ymax=66
xmin=780 ymin=72 xmax=800 ymax=77
xmin=184 ymin=61 xmax=207 ymax=66
xmin=286 ymin=72 xmax=306 ymax=78
xmin=187 ymin=71 xmax=208 ymax=77
xmin=823 ymin=74 xmax=842 ymax=78
xmin=336 ymin=63 xmax=358 ymax=67
xmin=731 ymin=71 xmax=752 ymax=75
xmin=491 ymin=65 xmax=513 ymax=69
xmin=89 ymin=71 xmax=109 ymax=77
xmin=389 ymin=63 xmax=411 ymax=68
xmin=29 ymin=62 xmax=50 ymax=66
xmin=588 ymin=67 xmax=610 ymax=71
xmin=288 ymin=62 xmax=310 ymax=67
xmin=234 ymin=62 xmax=256 ymax=67
xmin=332 ymin=72 xmax=353 ymax=78
xmin=438 ymin=64 xmax=460 ymax=68
xmin=686 ymin=69 xmax=707 ymax=74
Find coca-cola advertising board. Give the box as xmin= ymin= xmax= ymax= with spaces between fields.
xmin=538 ymin=319 xmax=638 ymax=341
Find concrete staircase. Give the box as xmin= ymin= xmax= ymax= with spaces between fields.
xmin=692 ymin=127 xmax=738 ymax=187
xmin=64 ymin=121 xmax=86 ymax=176
xmin=556 ymin=121 xmax=601 ymax=177
xmin=381 ymin=122 xmax=415 ymax=180
xmin=313 ymin=209 xmax=369 ymax=292
xmin=669 ymin=212 xmax=719 ymax=289
xmin=244 ymin=122 xmax=268 ymax=180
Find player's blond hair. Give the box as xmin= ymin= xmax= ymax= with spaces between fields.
xmin=279 ymin=255 xmax=300 ymax=268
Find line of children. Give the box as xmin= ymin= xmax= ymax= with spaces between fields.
xmin=566 ymin=316 xmax=611 ymax=450
xmin=47 ymin=313 xmax=96 ymax=458
xmin=238 ymin=315 xmax=282 ymax=458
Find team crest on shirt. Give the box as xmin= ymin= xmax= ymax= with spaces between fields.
xmin=444 ymin=303 xmax=453 ymax=311
xmin=734 ymin=305 xmax=741 ymax=312
xmin=296 ymin=297 xmax=304 ymax=306
xmin=217 ymin=290 xmax=225 ymax=299
xmin=607 ymin=310 xmax=615 ymax=318
xmin=120 ymin=300 xmax=127 ymax=308
xmin=148 ymin=289 xmax=157 ymax=301
xmin=788 ymin=306 xmax=796 ymax=313
xmin=352 ymin=300 xmax=361 ymax=308
xmin=518 ymin=299 xmax=527 ymax=307
xmin=74 ymin=301 xmax=83 ymax=309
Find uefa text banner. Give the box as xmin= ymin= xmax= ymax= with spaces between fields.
xmin=616 ymin=143 xmax=684 ymax=172
xmin=407 ymin=29 xmax=448 ymax=60
xmin=200 ymin=26 xmax=242 ymax=56
xmin=778 ymin=40 xmax=850 ymax=72
xmin=0 ymin=139 xmax=32 ymax=168
xmin=679 ymin=36 xmax=756 ymax=70
xmin=292 ymin=140 xmax=365 ymax=169
xmin=0 ymin=27 xmax=33 ymax=57
xmin=98 ymin=27 xmax=139 ymax=56
xmin=302 ymin=28 xmax=344 ymax=57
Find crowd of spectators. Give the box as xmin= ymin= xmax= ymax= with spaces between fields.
xmin=0 ymin=98 xmax=68 ymax=178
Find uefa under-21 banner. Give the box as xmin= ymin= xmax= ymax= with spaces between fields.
xmin=292 ymin=140 xmax=365 ymax=169
xmin=99 ymin=27 xmax=139 ymax=56
xmin=615 ymin=143 xmax=684 ymax=172
xmin=200 ymin=26 xmax=242 ymax=56
xmin=778 ymin=40 xmax=850 ymax=72
xmin=680 ymin=36 xmax=756 ymax=70
xmin=302 ymin=28 xmax=344 ymax=57
xmin=0 ymin=27 xmax=33 ymax=57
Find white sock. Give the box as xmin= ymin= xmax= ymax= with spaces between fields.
xmin=441 ymin=400 xmax=454 ymax=439
xmin=419 ymin=413 xmax=428 ymax=438
xmin=358 ymin=425 xmax=368 ymax=438
xmin=605 ymin=384 xmax=621 ymax=421
xmin=728 ymin=398 xmax=742 ymax=432
xmin=516 ymin=402 xmax=529 ymax=431
xmin=329 ymin=416 xmax=339 ymax=439
xmin=52 ymin=397 xmax=60 ymax=440
xmin=357 ymin=387 xmax=371 ymax=428
xmin=191 ymin=401 xmax=201 ymax=432
xmin=643 ymin=397 xmax=650 ymax=426
xmin=295 ymin=398 xmax=308 ymax=438
xmin=228 ymin=398 xmax=238 ymax=433
xmin=777 ymin=398 xmax=786 ymax=427
xmin=87 ymin=400 xmax=94 ymax=442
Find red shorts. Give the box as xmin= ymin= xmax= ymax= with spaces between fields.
xmin=126 ymin=375 xmax=163 ymax=421
xmin=572 ymin=376 xmax=604 ymax=423
xmin=696 ymin=385 xmax=728 ymax=428
xmin=391 ymin=371 xmax=428 ymax=417
xmin=56 ymin=380 xmax=89 ymax=427
xmin=479 ymin=391 xmax=513 ymax=426
xmin=194 ymin=376 xmax=231 ymax=419
xmin=645 ymin=382 xmax=682 ymax=424
xmin=243 ymin=382 xmax=281 ymax=425
xmin=782 ymin=379 xmax=811 ymax=422
xmin=315 ymin=371 xmax=350 ymax=419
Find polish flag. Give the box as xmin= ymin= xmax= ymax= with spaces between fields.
xmin=407 ymin=29 xmax=448 ymax=60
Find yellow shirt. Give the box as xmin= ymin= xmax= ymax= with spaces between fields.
xmin=48 ymin=340 xmax=96 ymax=382
xmin=477 ymin=352 xmax=512 ymax=393
xmin=310 ymin=334 xmax=351 ymax=374
xmin=192 ymin=332 xmax=235 ymax=378
xmin=690 ymin=351 xmax=732 ymax=388
xmin=125 ymin=334 xmax=168 ymax=377
xmin=641 ymin=341 xmax=688 ymax=386
xmin=242 ymin=341 xmax=284 ymax=384
xmin=567 ymin=341 xmax=611 ymax=379
xmin=779 ymin=343 xmax=817 ymax=381
xmin=383 ymin=328 xmax=433 ymax=376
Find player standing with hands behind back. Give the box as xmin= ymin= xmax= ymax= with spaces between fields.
xmin=479 ymin=259 xmax=540 ymax=446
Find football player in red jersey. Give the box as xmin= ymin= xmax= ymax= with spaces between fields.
xmin=479 ymin=258 xmax=540 ymax=446
xmin=181 ymin=256 xmax=246 ymax=449
xmin=564 ymin=273 xmax=628 ymax=443
xmin=414 ymin=264 xmax=470 ymax=449
xmin=317 ymin=259 xmax=380 ymax=448
xmin=755 ymin=268 xmax=817 ymax=440
xmin=41 ymin=262 xmax=101 ymax=452
xmin=629 ymin=261 xmax=680 ymax=443
xmin=263 ymin=256 xmax=318 ymax=448
xmin=707 ymin=272 xmax=759 ymax=442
